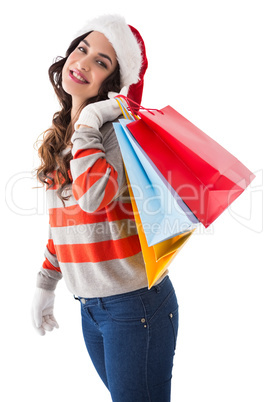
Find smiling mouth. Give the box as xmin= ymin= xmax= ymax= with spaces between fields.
xmin=70 ymin=70 xmax=89 ymax=84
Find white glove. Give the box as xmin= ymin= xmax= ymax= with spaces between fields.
xmin=75 ymin=86 xmax=128 ymax=131
xmin=31 ymin=288 xmax=59 ymax=336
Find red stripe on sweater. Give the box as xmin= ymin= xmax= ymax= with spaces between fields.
xmin=55 ymin=235 xmax=141 ymax=263
xmin=73 ymin=148 xmax=103 ymax=159
xmin=94 ymin=176 xmax=119 ymax=211
xmin=49 ymin=202 xmax=135 ymax=228
xmin=45 ymin=170 xmax=68 ymax=191
xmin=43 ymin=238 xmax=61 ymax=272
xmin=45 ymin=171 xmax=58 ymax=190
xmin=72 ymin=158 xmax=118 ymax=201
xmin=47 ymin=239 xmax=56 ymax=254
xmin=42 ymin=258 xmax=62 ymax=273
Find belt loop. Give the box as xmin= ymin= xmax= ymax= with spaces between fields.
xmin=98 ymin=298 xmax=105 ymax=310
xmin=154 ymin=275 xmax=169 ymax=293
xmin=154 ymin=284 xmax=161 ymax=293
xmin=74 ymin=295 xmax=87 ymax=304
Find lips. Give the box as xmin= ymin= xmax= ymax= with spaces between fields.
xmin=69 ymin=69 xmax=89 ymax=84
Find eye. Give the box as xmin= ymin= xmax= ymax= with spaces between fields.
xmin=77 ymin=46 xmax=86 ymax=53
xmin=97 ymin=60 xmax=108 ymax=69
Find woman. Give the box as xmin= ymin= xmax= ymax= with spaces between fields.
xmin=32 ymin=14 xmax=179 ymax=402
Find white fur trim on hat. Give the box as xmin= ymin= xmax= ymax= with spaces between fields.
xmin=76 ymin=14 xmax=142 ymax=88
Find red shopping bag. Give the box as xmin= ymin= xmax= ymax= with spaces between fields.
xmin=125 ymin=103 xmax=255 ymax=227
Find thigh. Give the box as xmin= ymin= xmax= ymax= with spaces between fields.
xmin=80 ymin=304 xmax=109 ymax=389
xmin=100 ymin=277 xmax=179 ymax=402
xmin=146 ymin=288 xmax=179 ymax=401
xmin=101 ymin=295 xmax=150 ymax=401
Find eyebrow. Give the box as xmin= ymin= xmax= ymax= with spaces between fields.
xmin=82 ymin=39 xmax=113 ymax=65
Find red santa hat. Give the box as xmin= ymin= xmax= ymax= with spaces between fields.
xmin=76 ymin=14 xmax=148 ymax=106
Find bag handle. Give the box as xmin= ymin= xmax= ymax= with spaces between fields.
xmin=115 ymin=95 xmax=164 ymax=121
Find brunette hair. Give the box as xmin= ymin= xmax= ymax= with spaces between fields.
xmin=35 ymin=31 xmax=121 ymax=203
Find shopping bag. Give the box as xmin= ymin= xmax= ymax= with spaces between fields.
xmin=126 ymin=173 xmax=194 ymax=288
xmin=126 ymin=105 xmax=255 ymax=227
xmin=113 ymin=119 xmax=199 ymax=247
xmin=114 ymin=100 xmax=196 ymax=287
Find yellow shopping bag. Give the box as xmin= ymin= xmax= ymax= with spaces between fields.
xmin=127 ymin=176 xmax=195 ymax=288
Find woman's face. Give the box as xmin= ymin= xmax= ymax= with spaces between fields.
xmin=62 ymin=31 xmax=118 ymax=106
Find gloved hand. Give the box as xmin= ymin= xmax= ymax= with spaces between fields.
xmin=31 ymin=288 xmax=59 ymax=336
xmin=74 ymin=86 xmax=128 ymax=131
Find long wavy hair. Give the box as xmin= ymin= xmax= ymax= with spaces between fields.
xmin=35 ymin=31 xmax=121 ymax=203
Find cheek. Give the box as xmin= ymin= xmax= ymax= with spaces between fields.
xmin=92 ymin=69 xmax=111 ymax=87
xmin=63 ymin=53 xmax=77 ymax=72
xmin=62 ymin=59 xmax=70 ymax=77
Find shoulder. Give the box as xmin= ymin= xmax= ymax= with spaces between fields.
xmin=100 ymin=115 xmax=123 ymax=145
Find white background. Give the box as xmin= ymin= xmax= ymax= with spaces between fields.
xmin=1 ymin=0 xmax=267 ymax=401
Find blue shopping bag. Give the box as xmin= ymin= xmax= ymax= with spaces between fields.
xmin=113 ymin=119 xmax=199 ymax=247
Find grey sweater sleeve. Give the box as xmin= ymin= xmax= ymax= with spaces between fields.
xmin=70 ymin=120 xmax=126 ymax=213
xmin=36 ymin=225 xmax=63 ymax=291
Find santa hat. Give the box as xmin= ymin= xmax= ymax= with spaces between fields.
xmin=76 ymin=14 xmax=148 ymax=105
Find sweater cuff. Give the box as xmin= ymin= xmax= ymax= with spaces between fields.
xmin=36 ymin=269 xmax=62 ymax=292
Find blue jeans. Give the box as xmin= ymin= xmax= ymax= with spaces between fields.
xmin=76 ymin=276 xmax=179 ymax=402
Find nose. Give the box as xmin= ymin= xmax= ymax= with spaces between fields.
xmin=76 ymin=58 xmax=90 ymax=72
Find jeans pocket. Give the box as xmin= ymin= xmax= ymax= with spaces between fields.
xmin=103 ymin=295 xmax=147 ymax=325
xmin=168 ymin=305 xmax=179 ymax=350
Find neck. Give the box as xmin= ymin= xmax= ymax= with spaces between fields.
xmin=71 ymin=97 xmax=84 ymax=127
xmin=71 ymin=103 xmax=80 ymax=124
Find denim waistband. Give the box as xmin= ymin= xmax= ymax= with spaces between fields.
xmin=74 ymin=275 xmax=170 ymax=305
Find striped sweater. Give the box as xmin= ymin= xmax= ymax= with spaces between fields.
xmin=36 ymin=120 xmax=151 ymax=298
